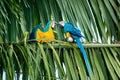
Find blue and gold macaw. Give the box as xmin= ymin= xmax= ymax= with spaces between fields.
xmin=58 ymin=21 xmax=92 ymax=76
xmin=29 ymin=21 xmax=56 ymax=42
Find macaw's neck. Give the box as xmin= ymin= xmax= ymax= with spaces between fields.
xmin=40 ymin=21 xmax=52 ymax=32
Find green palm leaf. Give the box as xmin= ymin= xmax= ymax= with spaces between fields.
xmin=0 ymin=0 xmax=120 ymax=80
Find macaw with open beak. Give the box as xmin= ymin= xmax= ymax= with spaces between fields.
xmin=58 ymin=21 xmax=93 ymax=76
xmin=29 ymin=21 xmax=56 ymax=42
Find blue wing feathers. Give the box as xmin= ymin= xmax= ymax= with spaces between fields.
xmin=64 ymin=22 xmax=85 ymax=38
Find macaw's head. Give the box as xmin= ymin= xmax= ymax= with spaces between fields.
xmin=58 ymin=21 xmax=65 ymax=28
xmin=51 ymin=21 xmax=57 ymax=28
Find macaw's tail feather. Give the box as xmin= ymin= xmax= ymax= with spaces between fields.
xmin=74 ymin=36 xmax=92 ymax=75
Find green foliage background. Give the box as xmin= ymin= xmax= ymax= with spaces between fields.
xmin=0 ymin=0 xmax=120 ymax=80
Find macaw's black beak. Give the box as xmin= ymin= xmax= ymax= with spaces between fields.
xmin=57 ymin=23 xmax=64 ymax=28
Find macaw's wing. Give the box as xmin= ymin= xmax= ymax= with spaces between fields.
xmin=74 ymin=36 xmax=92 ymax=75
xmin=72 ymin=28 xmax=86 ymax=39
xmin=70 ymin=27 xmax=83 ymax=37
xmin=64 ymin=22 xmax=84 ymax=38
xmin=29 ymin=25 xmax=42 ymax=40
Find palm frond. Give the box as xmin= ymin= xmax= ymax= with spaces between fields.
xmin=0 ymin=0 xmax=120 ymax=80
